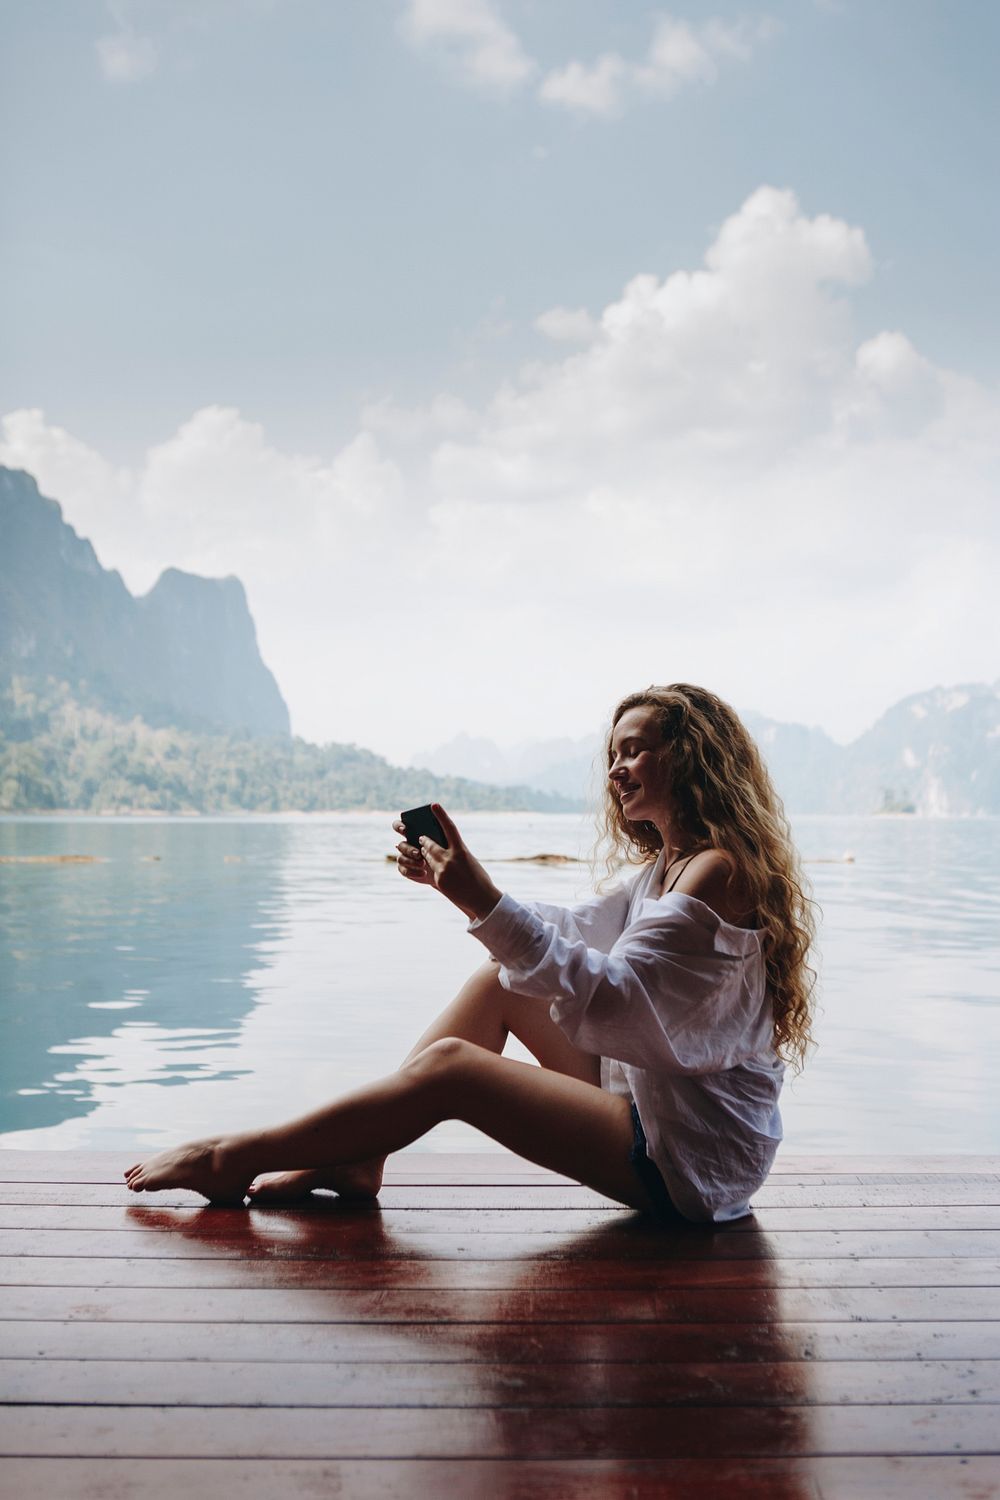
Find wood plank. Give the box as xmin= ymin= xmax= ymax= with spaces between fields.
xmin=0 ymin=1456 xmax=997 ymax=1500
xmin=2 ymin=1357 xmax=997 ymax=1408
xmin=2 ymin=1150 xmax=996 ymax=1183
xmin=2 ymin=1152 xmax=997 ymax=1484
xmin=7 ymin=1180 xmax=1000 ymax=1207
xmin=7 ymin=1253 xmax=999 ymax=1290
xmin=770 ymin=1158 xmax=1000 ymax=1175
xmin=0 ymin=1403 xmax=996 ymax=1458
xmin=2 ymin=1283 xmax=996 ymax=1324
xmin=7 ymin=1202 xmax=1000 ymax=1230
xmin=3 ymin=1226 xmax=998 ymax=1259
xmin=5 ymin=1317 xmax=996 ymax=1363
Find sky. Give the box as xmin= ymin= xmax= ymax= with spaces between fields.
xmin=1 ymin=0 xmax=998 ymax=763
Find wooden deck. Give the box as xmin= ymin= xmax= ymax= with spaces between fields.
xmin=1 ymin=1151 xmax=999 ymax=1497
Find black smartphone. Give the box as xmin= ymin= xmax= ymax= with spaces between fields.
xmin=401 ymin=804 xmax=449 ymax=851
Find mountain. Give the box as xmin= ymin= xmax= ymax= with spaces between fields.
xmin=415 ymin=685 xmax=1000 ymax=815
xmin=842 ymin=682 xmax=1000 ymax=816
xmin=0 ymin=466 xmax=578 ymax=813
xmin=4 ymin=465 xmax=997 ymax=815
xmin=739 ymin=713 xmax=843 ymax=813
xmin=412 ymin=732 xmax=604 ymax=800
xmin=0 ymin=466 xmax=289 ymax=736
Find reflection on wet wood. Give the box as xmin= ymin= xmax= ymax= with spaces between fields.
xmin=6 ymin=1316 xmax=998 ymax=1364
xmin=3 ymin=1225 xmax=995 ymax=1260
xmin=1 ymin=1283 xmax=996 ymax=1325
xmin=0 ymin=1401 xmax=997 ymax=1457
xmin=8 ymin=1253 xmax=1000 ymax=1290
xmin=1 ymin=1151 xmax=998 ymax=1496
xmin=1 ymin=1457 xmax=999 ymax=1500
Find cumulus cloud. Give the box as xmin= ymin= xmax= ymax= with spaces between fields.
xmin=5 ymin=187 xmax=998 ymax=756
xmin=400 ymin=4 xmax=776 ymax=117
xmin=435 ymin=186 xmax=874 ymax=502
xmin=399 ymin=0 xmax=536 ymax=94
xmin=540 ymin=13 xmax=778 ymax=118
xmin=1 ymin=404 xmax=404 ymax=600
xmin=534 ymin=307 xmax=600 ymax=344
xmin=361 ymin=393 xmax=477 ymax=443
xmin=390 ymin=186 xmax=998 ymax=743
xmin=0 ymin=409 xmax=133 ymax=542
xmin=538 ymin=54 xmax=627 ymax=120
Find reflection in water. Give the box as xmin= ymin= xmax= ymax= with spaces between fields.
xmin=0 ymin=819 xmax=291 ymax=1134
xmin=2 ymin=812 xmax=999 ymax=1150
xmin=120 ymin=1196 xmax=815 ymax=1488
xmin=0 ymin=813 xmax=594 ymax=1151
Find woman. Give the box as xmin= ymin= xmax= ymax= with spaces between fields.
xmin=125 ymin=683 xmax=816 ymax=1223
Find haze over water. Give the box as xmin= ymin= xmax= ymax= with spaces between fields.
xmin=1 ymin=813 xmax=998 ymax=1156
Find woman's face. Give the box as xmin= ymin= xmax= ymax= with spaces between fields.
xmin=608 ymin=705 xmax=672 ymax=825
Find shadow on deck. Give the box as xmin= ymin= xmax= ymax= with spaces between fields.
xmin=1 ymin=1150 xmax=999 ymax=1497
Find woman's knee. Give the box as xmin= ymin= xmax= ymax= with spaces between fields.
xmin=401 ymin=1035 xmax=477 ymax=1085
xmin=456 ymin=958 xmax=505 ymax=1006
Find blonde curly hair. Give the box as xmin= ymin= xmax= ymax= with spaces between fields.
xmin=594 ymin=683 xmax=818 ymax=1073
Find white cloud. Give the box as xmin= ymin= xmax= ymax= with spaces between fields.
xmin=534 ymin=306 xmax=599 ymax=343
xmin=399 ymin=3 xmax=775 ymax=117
xmin=540 ymin=13 xmax=777 ymax=118
xmin=438 ymin=186 xmax=873 ymax=501
xmin=3 ymin=401 xmax=403 ymax=594
xmin=138 ymin=406 xmax=406 ymax=586
xmin=538 ymin=54 xmax=628 ymax=119
xmin=399 ymin=0 xmax=536 ymax=94
xmin=5 ymin=187 xmax=998 ymax=758
xmin=96 ymin=29 xmax=158 ymax=82
xmin=0 ymin=409 xmax=133 ymax=547
xmin=361 ymin=393 xmax=477 ymax=442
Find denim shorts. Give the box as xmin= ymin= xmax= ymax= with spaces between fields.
xmin=629 ymin=1101 xmax=686 ymax=1225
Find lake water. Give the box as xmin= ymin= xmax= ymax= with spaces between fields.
xmin=1 ymin=813 xmax=998 ymax=1156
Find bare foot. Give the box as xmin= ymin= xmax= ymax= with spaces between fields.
xmin=124 ymin=1137 xmax=251 ymax=1203
xmin=247 ymin=1159 xmax=384 ymax=1204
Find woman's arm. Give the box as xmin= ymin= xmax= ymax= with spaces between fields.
xmin=393 ymin=805 xmax=634 ymax=946
xmin=394 ymin=807 xmax=764 ymax=1073
xmin=467 ymin=890 xmax=766 ymax=1076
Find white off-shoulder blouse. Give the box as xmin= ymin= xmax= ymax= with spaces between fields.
xmin=467 ymin=848 xmax=784 ymax=1222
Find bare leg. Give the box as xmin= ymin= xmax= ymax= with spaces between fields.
xmin=396 ymin=960 xmax=602 ymax=1084
xmin=125 ymin=1037 xmax=656 ymax=1215
xmin=247 ymin=960 xmax=600 ymax=1201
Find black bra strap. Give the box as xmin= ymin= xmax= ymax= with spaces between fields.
xmin=663 ymin=852 xmax=699 ymax=893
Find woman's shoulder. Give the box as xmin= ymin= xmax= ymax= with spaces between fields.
xmin=670 ymin=848 xmax=756 ymax=930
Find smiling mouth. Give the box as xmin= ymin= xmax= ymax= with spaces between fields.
xmin=619 ymin=786 xmax=640 ymax=800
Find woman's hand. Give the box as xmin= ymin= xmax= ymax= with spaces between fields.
xmin=392 ymin=805 xmax=502 ymax=922
xmin=393 ymin=817 xmax=433 ymax=886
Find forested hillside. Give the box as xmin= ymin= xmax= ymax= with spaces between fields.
xmin=0 ymin=680 xmax=578 ymax=814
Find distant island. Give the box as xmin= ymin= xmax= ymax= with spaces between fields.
xmin=2 ymin=464 xmax=998 ymax=815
